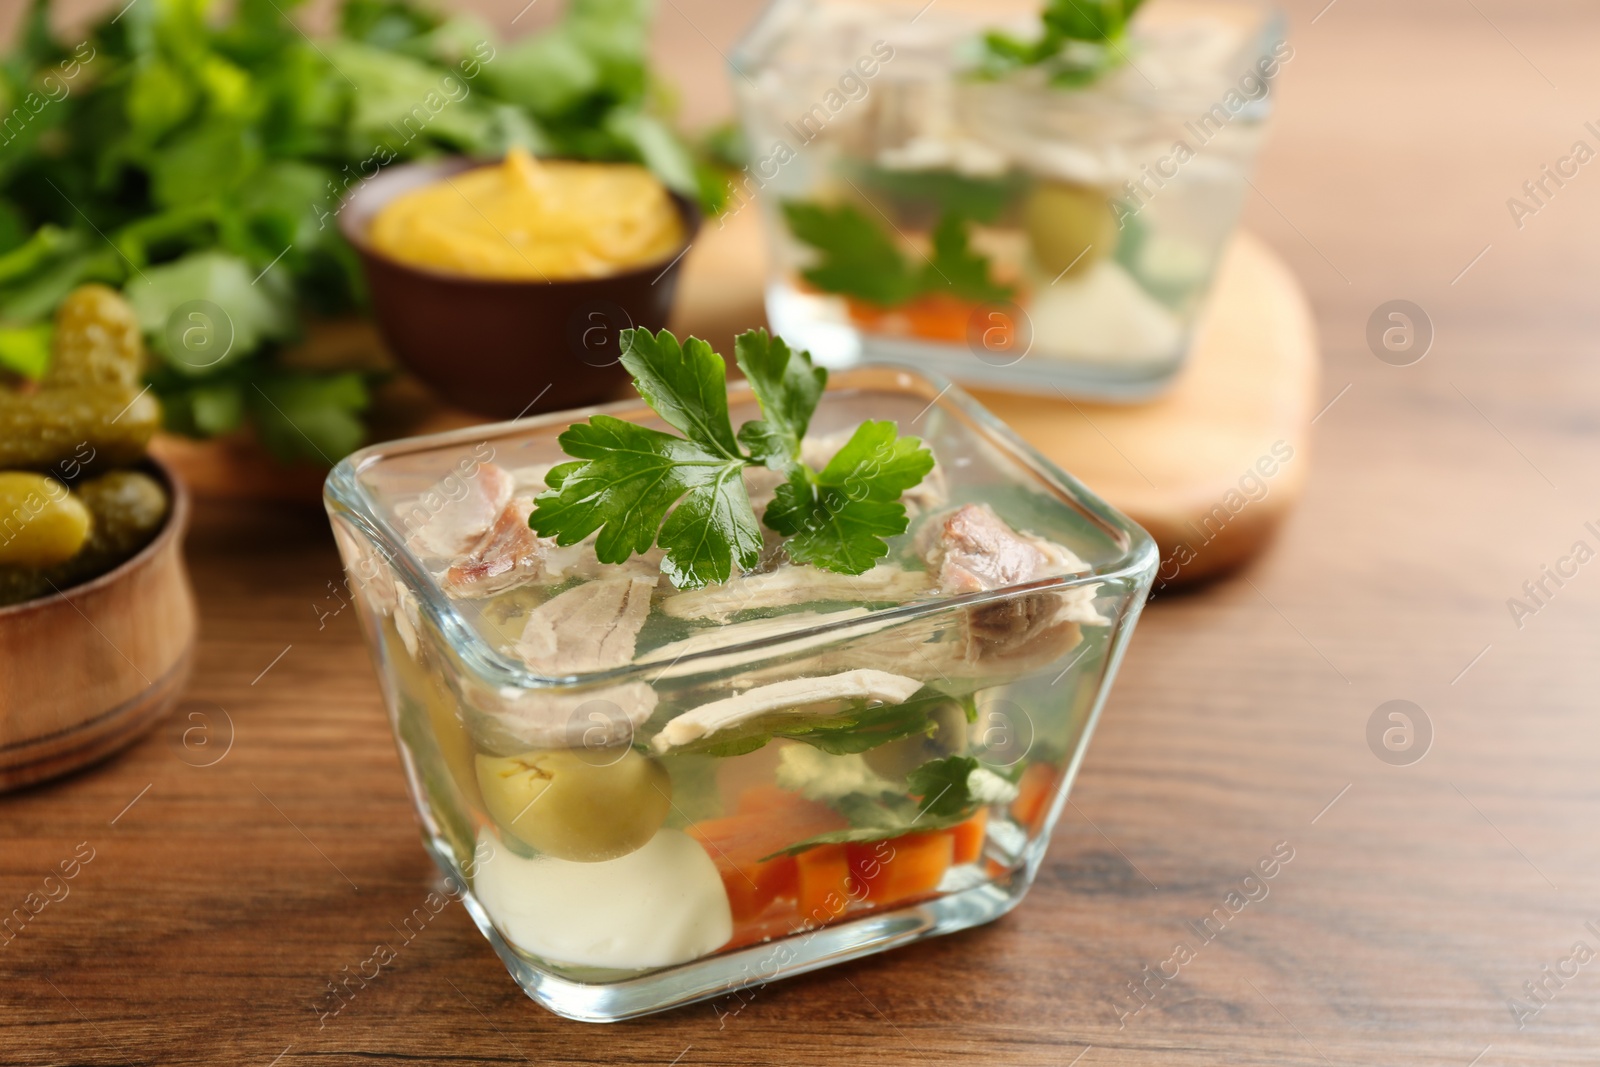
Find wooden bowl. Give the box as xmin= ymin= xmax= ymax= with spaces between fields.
xmin=339 ymin=156 xmax=701 ymax=420
xmin=0 ymin=459 xmax=196 ymax=792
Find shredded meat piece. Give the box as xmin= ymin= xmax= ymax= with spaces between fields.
xmin=659 ymin=563 xmax=932 ymax=621
xmin=491 ymin=683 xmax=660 ymax=749
xmin=652 ymin=669 xmax=923 ymax=751
xmin=442 ymin=495 xmax=545 ymax=598
xmin=407 ymin=462 xmax=515 ymax=558
xmin=516 ymin=576 xmax=656 ymax=675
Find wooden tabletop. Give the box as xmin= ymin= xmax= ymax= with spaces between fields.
xmin=7 ymin=1 xmax=1600 ymax=1064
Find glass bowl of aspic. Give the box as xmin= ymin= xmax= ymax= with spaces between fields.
xmin=324 ymin=327 xmax=1157 ymax=1021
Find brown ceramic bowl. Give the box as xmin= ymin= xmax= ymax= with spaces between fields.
xmin=0 ymin=457 xmax=196 ymax=792
xmin=340 ymin=157 xmax=701 ymax=420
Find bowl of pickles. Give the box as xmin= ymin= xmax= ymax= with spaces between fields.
xmin=0 ymin=285 xmax=196 ymax=791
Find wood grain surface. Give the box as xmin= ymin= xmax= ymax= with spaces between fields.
xmin=6 ymin=2 xmax=1600 ymax=1066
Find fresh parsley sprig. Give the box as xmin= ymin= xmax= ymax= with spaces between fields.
xmin=781 ymin=200 xmax=1013 ymax=307
xmin=981 ymin=0 xmax=1148 ymax=86
xmin=528 ymin=327 xmax=934 ymax=590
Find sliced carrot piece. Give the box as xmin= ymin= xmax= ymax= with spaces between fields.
xmin=687 ymin=787 xmax=847 ymax=924
xmin=795 ymin=844 xmax=855 ymax=925
xmin=947 ymin=809 xmax=989 ymax=865
xmin=848 ymin=831 xmax=953 ymax=907
xmin=903 ymin=293 xmax=975 ymax=343
xmin=1011 ymin=763 xmax=1058 ymax=830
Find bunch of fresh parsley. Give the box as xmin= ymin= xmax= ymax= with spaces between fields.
xmin=980 ymin=0 xmax=1148 ymax=86
xmin=529 ymin=327 xmax=934 ymax=590
xmin=782 ymin=200 xmax=1013 ymax=308
xmin=0 ymin=0 xmax=722 ymax=464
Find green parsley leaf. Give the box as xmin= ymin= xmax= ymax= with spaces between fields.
xmin=0 ymin=323 xmax=52 ymax=380
xmin=781 ymin=200 xmax=922 ymax=307
xmin=249 ymin=369 xmax=369 ymax=464
xmin=905 ymin=755 xmax=983 ymax=821
xmin=529 ymin=327 xmax=934 ymax=590
xmin=528 ymin=414 xmax=762 ymax=588
xmin=1042 ymin=0 xmax=1146 ymax=43
xmin=926 ymin=212 xmax=1014 ymax=302
xmin=620 ymin=327 xmax=744 ymax=459
xmin=980 ymin=0 xmax=1147 ymax=79
xmin=767 ymin=420 xmax=935 ymax=575
xmin=733 ymin=327 xmax=825 ymax=467
xmin=782 ymin=200 xmax=1009 ymax=308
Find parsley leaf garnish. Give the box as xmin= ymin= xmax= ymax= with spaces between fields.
xmin=733 ymin=328 xmax=825 ymax=468
xmin=781 ymin=200 xmax=1012 ymax=308
xmin=781 ymin=201 xmax=924 ymax=306
xmin=928 ymin=212 xmax=1014 ymax=303
xmin=528 ymin=327 xmax=933 ymax=590
xmin=767 ymin=420 xmax=936 ymax=575
xmin=980 ymin=0 xmax=1148 ymax=84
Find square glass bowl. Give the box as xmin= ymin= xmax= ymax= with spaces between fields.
xmin=323 ymin=367 xmax=1156 ymax=1021
xmin=730 ymin=0 xmax=1284 ymax=399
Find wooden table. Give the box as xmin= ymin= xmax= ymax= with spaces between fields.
xmin=6 ymin=2 xmax=1600 ymax=1065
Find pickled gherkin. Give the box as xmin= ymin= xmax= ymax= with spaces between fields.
xmin=59 ymin=470 xmax=169 ymax=580
xmin=0 ymin=469 xmax=170 ymax=607
xmin=0 ymin=473 xmax=90 ymax=567
xmin=50 ymin=285 xmax=145 ymax=391
xmin=0 ymin=388 xmax=162 ymax=469
xmin=0 ymin=285 xmax=160 ymax=470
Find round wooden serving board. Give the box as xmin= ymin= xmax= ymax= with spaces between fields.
xmin=154 ymin=210 xmax=1318 ymax=588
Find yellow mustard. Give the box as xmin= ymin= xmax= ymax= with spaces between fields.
xmin=368 ymin=149 xmax=687 ymax=281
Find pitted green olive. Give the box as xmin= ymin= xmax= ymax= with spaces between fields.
xmin=475 ymin=748 xmax=671 ymax=862
xmin=1023 ymin=180 xmax=1117 ymax=278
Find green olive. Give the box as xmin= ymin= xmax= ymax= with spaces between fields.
xmin=475 ymin=748 xmax=671 ymax=862
xmin=0 ymin=472 xmax=90 ymax=567
xmin=863 ymin=700 xmax=970 ymax=781
xmin=1023 ymin=180 xmax=1117 ymax=278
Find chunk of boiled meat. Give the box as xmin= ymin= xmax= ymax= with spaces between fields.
xmin=924 ymin=503 xmax=1081 ymax=594
xmin=912 ymin=503 xmax=1104 ymax=675
xmin=489 ymin=683 xmax=660 ymax=750
xmin=407 ymin=462 xmax=515 ymax=558
xmin=442 ymin=495 xmax=545 ymax=598
xmin=516 ymin=575 xmax=656 ymax=675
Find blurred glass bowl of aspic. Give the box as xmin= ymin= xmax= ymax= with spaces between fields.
xmin=730 ymin=0 xmax=1285 ymax=399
